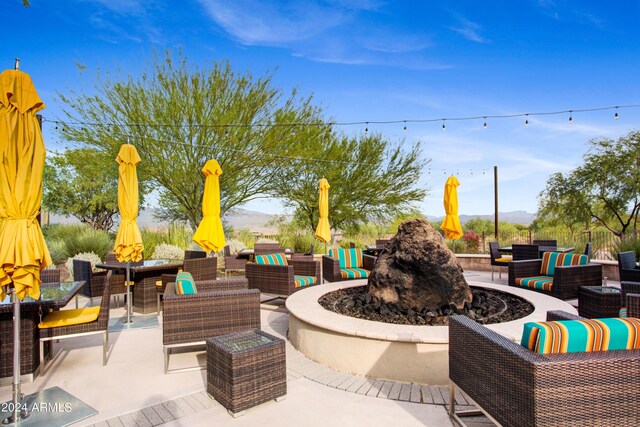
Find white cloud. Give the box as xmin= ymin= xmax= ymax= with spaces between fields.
xmin=447 ymin=15 xmax=489 ymax=43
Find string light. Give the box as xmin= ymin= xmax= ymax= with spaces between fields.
xmin=365 ymin=122 xmax=369 ymax=133
xmin=41 ymin=103 xmax=639 ymax=133
xmin=403 ymin=120 xmax=407 ymax=133
xmin=525 ymin=114 xmax=529 ymax=127
xmin=483 ymin=117 xmax=487 ymax=128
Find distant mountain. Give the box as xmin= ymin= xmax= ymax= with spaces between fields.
xmin=49 ymin=208 xmax=535 ymax=232
xmin=426 ymin=210 xmax=536 ymax=226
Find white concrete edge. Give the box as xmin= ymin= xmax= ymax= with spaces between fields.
xmin=285 ymin=279 xmax=577 ymax=344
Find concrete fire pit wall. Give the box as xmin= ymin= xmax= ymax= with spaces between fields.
xmin=286 ymin=280 xmax=577 ymax=385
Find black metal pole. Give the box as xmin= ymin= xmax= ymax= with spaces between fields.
xmin=494 ymin=166 xmax=499 ymax=240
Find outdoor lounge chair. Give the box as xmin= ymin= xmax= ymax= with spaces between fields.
xmin=448 ymin=310 xmax=640 ymax=426
xmin=489 ymin=241 xmax=511 ymax=281
xmin=184 ymin=249 xmax=207 ymax=260
xmin=246 ymin=253 xmax=320 ymax=297
xmin=162 ymin=277 xmax=260 ymax=373
xmin=322 ymin=248 xmax=376 ymax=282
xmin=254 ymin=243 xmax=285 ymax=256
xmin=532 ymin=239 xmax=557 ymax=247
xmin=618 ymin=251 xmax=640 ymax=283
xmin=104 ymin=253 xmax=128 ymax=307
xmin=40 ymin=268 xmax=60 ymax=284
xmin=511 ymin=244 xmax=540 ymax=261
xmin=38 ymin=271 xmax=113 ymax=374
xmin=223 ymin=245 xmax=248 ymax=275
xmin=508 ymin=251 xmax=602 ymax=299
xmin=157 ymin=257 xmax=218 ymax=312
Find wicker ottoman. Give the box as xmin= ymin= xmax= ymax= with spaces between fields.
xmin=207 ymin=329 xmax=286 ymax=416
xmin=578 ymin=286 xmax=621 ymax=318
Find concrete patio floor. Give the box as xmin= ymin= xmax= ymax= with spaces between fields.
xmin=0 ymin=270 xmax=588 ymax=427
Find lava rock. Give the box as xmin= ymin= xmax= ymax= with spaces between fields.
xmin=367 ymin=218 xmax=473 ymax=312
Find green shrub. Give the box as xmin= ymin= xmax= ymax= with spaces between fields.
xmin=166 ymin=222 xmax=193 ymax=249
xmin=236 ymin=228 xmax=255 ymax=248
xmin=46 ymin=239 xmax=68 ymax=264
xmin=65 ymin=228 xmax=113 ymax=260
xmin=42 ymin=223 xmax=88 ymax=242
xmin=152 ymin=243 xmax=184 ymax=260
xmin=616 ymin=233 xmax=640 ymax=261
xmin=141 ymin=229 xmax=166 ymax=260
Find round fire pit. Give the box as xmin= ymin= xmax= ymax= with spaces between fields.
xmin=286 ymin=280 xmax=577 ymax=385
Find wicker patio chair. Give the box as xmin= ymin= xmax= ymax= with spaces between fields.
xmin=489 ymin=241 xmax=511 ymax=281
xmin=184 ymin=249 xmax=207 ymax=260
xmin=38 ymin=271 xmax=113 ymax=374
xmin=508 ymin=253 xmax=602 ymax=299
xmin=511 ymin=244 xmax=540 ymax=261
xmin=583 ymin=242 xmax=592 ymax=260
xmin=291 ymin=244 xmax=314 ymax=259
xmin=618 ymin=251 xmax=640 ymax=283
xmin=375 ymin=239 xmax=390 ymax=248
xmin=532 ymin=239 xmax=557 ymax=247
xmin=157 ymin=257 xmax=218 ymax=312
xmin=254 ymin=243 xmax=284 ymax=256
xmin=40 ymin=268 xmax=60 ymax=283
xmin=246 ymin=255 xmax=320 ymax=297
xmin=322 ymin=248 xmax=377 ymax=283
xmin=73 ymin=259 xmax=108 ymax=305
xmin=223 ymin=245 xmax=248 ymax=275
xmin=449 ymin=310 xmax=640 ymax=427
xmin=104 ymin=253 xmax=128 ymax=307
xmin=162 ymin=277 xmax=260 ymax=373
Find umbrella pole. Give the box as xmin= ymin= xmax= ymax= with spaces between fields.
xmin=125 ymin=262 xmax=133 ymax=324
xmin=4 ymin=285 xmax=30 ymax=424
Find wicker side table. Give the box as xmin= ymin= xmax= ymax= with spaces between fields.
xmin=578 ymin=286 xmax=621 ymax=318
xmin=207 ymin=329 xmax=286 ymax=416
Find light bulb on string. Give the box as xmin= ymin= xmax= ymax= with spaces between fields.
xmin=403 ymin=120 xmax=407 ymax=133
xmin=525 ymin=114 xmax=529 ymax=127
xmin=365 ymin=122 xmax=369 ymax=133
xmin=442 ymin=119 xmax=446 ymax=130
xmin=483 ymin=117 xmax=487 ymax=128
xmin=614 ymin=107 xmax=619 ymax=120
xmin=568 ymin=111 xmax=573 ymax=124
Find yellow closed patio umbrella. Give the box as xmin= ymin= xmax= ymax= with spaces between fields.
xmin=440 ymin=175 xmax=463 ymax=240
xmin=0 ymin=66 xmax=52 ymax=423
xmin=314 ymin=178 xmax=331 ymax=245
xmin=193 ymin=159 xmax=225 ymax=253
xmin=113 ymin=143 xmax=144 ymax=323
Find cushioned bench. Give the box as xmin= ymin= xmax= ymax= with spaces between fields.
xmin=509 ymin=251 xmax=602 ymax=299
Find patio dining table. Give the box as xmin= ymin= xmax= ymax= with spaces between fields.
xmin=0 ymin=280 xmax=85 ymax=383
xmin=498 ymin=245 xmax=576 ymax=259
xmin=95 ymin=259 xmax=182 ymax=314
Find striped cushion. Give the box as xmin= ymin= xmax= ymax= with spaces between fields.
xmin=620 ymin=308 xmax=628 ymax=318
xmin=329 ymin=248 xmax=363 ymax=269
xmin=255 ymin=253 xmax=288 ymax=266
xmin=176 ymin=272 xmax=197 ymax=295
xmin=515 ymin=276 xmax=554 ymax=292
xmin=340 ymin=268 xmax=369 ymax=279
xmin=294 ymin=275 xmax=316 ymax=288
xmin=521 ymin=318 xmax=640 ymax=354
xmin=540 ymin=252 xmax=589 ymax=276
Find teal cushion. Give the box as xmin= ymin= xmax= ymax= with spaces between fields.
xmin=540 ymin=252 xmax=589 ymax=276
xmin=255 ymin=253 xmax=288 ymax=266
xmin=176 ymin=272 xmax=197 ymax=295
xmin=329 ymin=248 xmax=363 ymax=269
xmin=521 ymin=317 xmax=640 ymax=354
xmin=294 ymin=275 xmax=316 ymax=288
xmin=515 ymin=276 xmax=554 ymax=292
xmin=340 ymin=268 xmax=369 ymax=279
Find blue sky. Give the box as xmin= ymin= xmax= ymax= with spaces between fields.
xmin=4 ymin=0 xmax=640 ymax=218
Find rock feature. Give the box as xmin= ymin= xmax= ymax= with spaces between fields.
xmin=367 ymin=218 xmax=472 ymax=312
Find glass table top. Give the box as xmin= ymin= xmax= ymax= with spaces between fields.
xmin=1 ymin=281 xmax=84 ymax=305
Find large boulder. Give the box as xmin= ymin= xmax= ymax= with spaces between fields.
xmin=367 ymin=218 xmax=472 ymax=312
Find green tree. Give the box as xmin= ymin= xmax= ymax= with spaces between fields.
xmin=277 ymin=133 xmax=428 ymax=233
xmin=57 ymin=50 xmax=327 ymax=230
xmin=43 ymin=148 xmax=136 ymax=231
xmin=537 ymin=131 xmax=640 ymax=237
